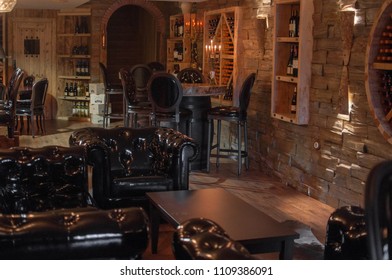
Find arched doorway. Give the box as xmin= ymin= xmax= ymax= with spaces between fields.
xmin=100 ymin=0 xmax=166 ymax=85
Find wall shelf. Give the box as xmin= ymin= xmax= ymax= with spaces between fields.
xmin=271 ymin=0 xmax=313 ymax=125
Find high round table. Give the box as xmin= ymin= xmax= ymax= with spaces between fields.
xmin=180 ymin=83 xmax=226 ymax=171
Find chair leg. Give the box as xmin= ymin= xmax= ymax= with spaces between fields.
xmin=30 ymin=115 xmax=34 ymax=138
xmin=244 ymin=121 xmax=249 ymax=171
xmin=237 ymin=121 xmax=242 ymax=176
xmin=207 ymin=118 xmax=212 ymax=173
xmin=216 ymin=119 xmax=221 ymax=168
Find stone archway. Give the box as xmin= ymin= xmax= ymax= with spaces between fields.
xmin=100 ymin=0 xmax=166 ymax=65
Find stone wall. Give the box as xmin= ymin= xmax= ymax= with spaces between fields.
xmin=197 ymin=0 xmax=392 ymax=209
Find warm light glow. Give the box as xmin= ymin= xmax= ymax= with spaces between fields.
xmin=0 ymin=0 xmax=17 ymax=12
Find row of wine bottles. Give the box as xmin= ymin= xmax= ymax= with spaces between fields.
xmin=286 ymin=45 xmax=299 ymax=77
xmin=64 ymin=82 xmax=90 ymax=97
xmin=72 ymin=45 xmax=89 ymax=55
xmin=75 ymin=60 xmax=90 ymax=76
xmin=75 ymin=16 xmax=89 ymax=34
xmin=288 ymin=9 xmax=300 ymax=37
xmin=71 ymin=101 xmax=89 ymax=117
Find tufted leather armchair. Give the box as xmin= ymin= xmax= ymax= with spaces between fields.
xmin=0 ymin=146 xmax=149 ymax=259
xmin=324 ymin=205 xmax=368 ymax=259
xmin=69 ymin=127 xmax=199 ymax=210
xmin=172 ymin=218 xmax=256 ymax=260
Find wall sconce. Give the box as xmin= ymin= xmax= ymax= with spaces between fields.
xmin=256 ymin=8 xmax=270 ymax=29
xmin=0 ymin=0 xmax=17 ymax=12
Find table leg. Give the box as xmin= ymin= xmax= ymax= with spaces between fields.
xmin=279 ymin=239 xmax=294 ymax=260
xmin=149 ymin=203 xmax=161 ymax=254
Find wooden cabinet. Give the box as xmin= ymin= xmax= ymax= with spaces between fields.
xmin=366 ymin=0 xmax=392 ymax=144
xmin=56 ymin=8 xmax=91 ymax=121
xmin=167 ymin=13 xmax=200 ymax=74
xmin=203 ymin=7 xmax=240 ymax=104
xmin=271 ymin=0 xmax=313 ymax=125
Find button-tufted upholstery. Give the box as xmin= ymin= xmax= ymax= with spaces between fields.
xmin=0 ymin=207 xmax=149 ymax=260
xmin=324 ymin=205 xmax=368 ymax=259
xmin=0 ymin=145 xmax=94 ymax=214
xmin=69 ymin=127 xmax=199 ymax=210
xmin=172 ymin=218 xmax=255 ymax=260
xmin=0 ymin=145 xmax=149 ymax=259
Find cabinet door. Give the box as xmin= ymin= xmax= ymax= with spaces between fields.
xmin=12 ymin=18 xmax=56 ymax=119
xmin=271 ymin=0 xmax=313 ymax=125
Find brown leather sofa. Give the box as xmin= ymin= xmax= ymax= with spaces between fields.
xmin=69 ymin=127 xmax=199 ymax=210
xmin=0 ymin=146 xmax=149 ymax=259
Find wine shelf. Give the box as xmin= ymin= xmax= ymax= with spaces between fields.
xmin=203 ymin=7 xmax=240 ymax=104
xmin=271 ymin=0 xmax=313 ymax=125
xmin=365 ymin=0 xmax=392 ymax=144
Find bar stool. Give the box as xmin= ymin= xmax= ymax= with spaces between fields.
xmin=206 ymin=73 xmax=256 ymax=175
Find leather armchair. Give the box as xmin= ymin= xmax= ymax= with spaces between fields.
xmin=0 ymin=145 xmax=149 ymax=259
xmin=324 ymin=205 xmax=368 ymax=259
xmin=69 ymin=127 xmax=199 ymax=209
xmin=172 ymin=218 xmax=255 ymax=260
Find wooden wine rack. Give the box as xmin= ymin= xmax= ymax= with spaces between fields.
xmin=366 ymin=0 xmax=392 ymax=144
xmin=203 ymin=7 xmax=240 ymax=105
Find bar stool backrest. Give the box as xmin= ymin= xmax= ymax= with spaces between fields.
xmin=239 ymin=73 xmax=256 ymax=119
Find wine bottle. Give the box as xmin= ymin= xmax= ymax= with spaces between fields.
xmin=68 ymin=83 xmax=74 ymax=97
xmin=291 ymin=86 xmax=297 ymax=114
xmin=173 ymin=44 xmax=179 ymax=61
xmin=286 ymin=45 xmax=294 ymax=76
xmin=64 ymin=82 xmax=69 ymax=96
xmin=292 ymin=45 xmax=299 ymax=77
xmin=294 ymin=10 xmax=300 ymax=37
xmin=289 ymin=9 xmax=294 ymax=37
xmin=178 ymin=18 xmax=184 ymax=37
xmin=177 ymin=43 xmax=183 ymax=61
xmin=174 ymin=19 xmax=179 ymax=37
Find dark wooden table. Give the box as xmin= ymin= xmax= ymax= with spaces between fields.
xmin=146 ymin=188 xmax=300 ymax=259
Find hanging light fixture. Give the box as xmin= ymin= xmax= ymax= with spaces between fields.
xmin=0 ymin=0 xmax=17 ymax=12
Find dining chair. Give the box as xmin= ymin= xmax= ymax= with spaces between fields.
xmin=119 ymin=66 xmax=152 ymax=128
xmin=15 ymin=78 xmax=48 ymax=137
xmin=177 ymin=67 xmax=206 ymax=84
xmin=0 ymin=68 xmax=25 ymax=138
xmin=365 ymin=160 xmax=392 ymax=260
xmin=99 ymin=62 xmax=123 ymax=128
xmin=15 ymin=75 xmax=35 ymax=132
xmin=206 ymin=72 xmax=256 ymax=175
xmin=0 ymin=83 xmax=5 ymax=109
xmin=147 ymin=72 xmax=192 ymax=136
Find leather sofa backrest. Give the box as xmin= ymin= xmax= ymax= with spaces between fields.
xmin=0 ymin=146 xmax=94 ymax=214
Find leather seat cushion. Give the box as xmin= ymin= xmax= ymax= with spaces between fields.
xmin=208 ymin=106 xmax=240 ymax=118
xmin=111 ymin=176 xmax=173 ymax=197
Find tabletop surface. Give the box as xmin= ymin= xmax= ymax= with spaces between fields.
xmin=147 ymin=188 xmax=299 ymax=243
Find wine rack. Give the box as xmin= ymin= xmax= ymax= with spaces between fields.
xmin=271 ymin=0 xmax=313 ymax=125
xmin=203 ymin=7 xmax=240 ymax=104
xmin=56 ymin=8 xmax=91 ymax=121
xmin=365 ymin=0 xmax=392 ymax=144
xmin=167 ymin=13 xmax=202 ymax=74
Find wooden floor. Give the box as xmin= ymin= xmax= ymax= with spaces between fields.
xmin=15 ymin=119 xmax=335 ymax=260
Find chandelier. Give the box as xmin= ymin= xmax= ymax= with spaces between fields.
xmin=0 ymin=0 xmax=17 ymax=12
